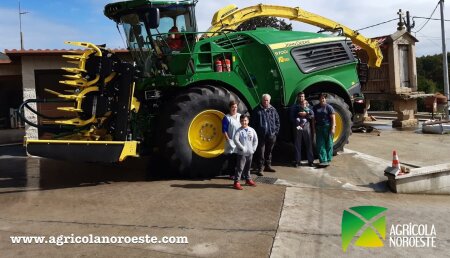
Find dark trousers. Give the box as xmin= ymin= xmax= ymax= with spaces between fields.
xmin=294 ymin=123 xmax=314 ymax=163
xmin=255 ymin=134 xmax=276 ymax=170
xmin=235 ymin=154 xmax=253 ymax=181
xmin=224 ymin=153 xmax=237 ymax=175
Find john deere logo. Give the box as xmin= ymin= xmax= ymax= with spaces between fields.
xmin=341 ymin=206 xmax=387 ymax=252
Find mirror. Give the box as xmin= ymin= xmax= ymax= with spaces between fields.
xmin=144 ymin=8 xmax=160 ymax=29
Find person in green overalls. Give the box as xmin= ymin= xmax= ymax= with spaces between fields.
xmin=312 ymin=93 xmax=335 ymax=167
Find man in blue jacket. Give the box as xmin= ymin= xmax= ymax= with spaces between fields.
xmin=251 ymin=94 xmax=280 ymax=176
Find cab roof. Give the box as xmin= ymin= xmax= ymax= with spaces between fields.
xmin=104 ymin=0 xmax=195 ymax=22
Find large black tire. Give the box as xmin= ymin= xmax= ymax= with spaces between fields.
xmin=311 ymin=93 xmax=352 ymax=154
xmin=159 ymin=86 xmax=247 ymax=178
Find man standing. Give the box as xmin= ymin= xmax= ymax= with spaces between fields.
xmin=251 ymin=94 xmax=280 ymax=176
xmin=290 ymin=92 xmax=315 ymax=167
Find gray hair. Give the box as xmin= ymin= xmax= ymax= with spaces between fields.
xmin=262 ymin=93 xmax=271 ymax=100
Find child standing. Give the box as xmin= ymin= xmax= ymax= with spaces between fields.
xmin=296 ymin=100 xmax=312 ymax=130
xmin=233 ymin=115 xmax=258 ymax=190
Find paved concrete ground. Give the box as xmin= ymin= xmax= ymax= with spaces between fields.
xmin=0 ymin=158 xmax=285 ymax=257
xmin=270 ymin=120 xmax=450 ymax=257
xmin=347 ymin=120 xmax=450 ymax=167
xmin=271 ymin=187 xmax=450 ymax=258
xmin=1 ymin=120 xmax=450 ymax=257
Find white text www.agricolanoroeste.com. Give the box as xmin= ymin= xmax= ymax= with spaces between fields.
xmin=10 ymin=234 xmax=189 ymax=246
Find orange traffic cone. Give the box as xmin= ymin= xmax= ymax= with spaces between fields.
xmin=392 ymin=150 xmax=400 ymax=168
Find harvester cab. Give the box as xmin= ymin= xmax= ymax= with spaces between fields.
xmin=104 ymin=0 xmax=198 ymax=77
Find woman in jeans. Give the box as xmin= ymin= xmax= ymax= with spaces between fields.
xmin=222 ymin=101 xmax=241 ymax=177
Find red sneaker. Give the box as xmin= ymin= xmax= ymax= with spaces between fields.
xmin=233 ymin=182 xmax=243 ymax=190
xmin=246 ymin=179 xmax=256 ymax=186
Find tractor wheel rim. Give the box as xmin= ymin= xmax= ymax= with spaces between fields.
xmin=188 ymin=110 xmax=225 ymax=158
xmin=334 ymin=112 xmax=343 ymax=143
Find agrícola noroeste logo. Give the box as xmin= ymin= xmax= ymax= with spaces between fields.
xmin=341 ymin=206 xmax=436 ymax=252
xmin=341 ymin=206 xmax=387 ymax=252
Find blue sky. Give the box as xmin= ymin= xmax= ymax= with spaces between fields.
xmin=1 ymin=0 xmax=123 ymax=50
xmin=1 ymin=0 xmax=448 ymax=56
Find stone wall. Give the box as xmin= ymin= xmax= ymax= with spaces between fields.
xmin=21 ymin=56 xmax=72 ymax=139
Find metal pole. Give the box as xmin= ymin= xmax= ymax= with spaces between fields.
xmin=18 ymin=1 xmax=28 ymax=50
xmin=406 ymin=11 xmax=411 ymax=33
xmin=441 ymin=0 xmax=450 ymax=118
xmin=19 ymin=1 xmax=23 ymax=50
xmin=397 ymin=9 xmax=405 ymax=31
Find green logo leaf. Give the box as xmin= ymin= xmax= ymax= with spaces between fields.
xmin=341 ymin=206 xmax=387 ymax=252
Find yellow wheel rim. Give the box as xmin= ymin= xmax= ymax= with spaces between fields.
xmin=333 ymin=112 xmax=343 ymax=143
xmin=188 ymin=110 xmax=225 ymax=158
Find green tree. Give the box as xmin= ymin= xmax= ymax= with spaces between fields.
xmin=417 ymin=75 xmax=437 ymax=93
xmin=416 ymin=53 xmax=450 ymax=94
xmin=416 ymin=53 xmax=449 ymax=112
xmin=237 ymin=17 xmax=292 ymax=31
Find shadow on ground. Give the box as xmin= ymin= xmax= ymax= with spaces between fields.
xmin=0 ymin=140 xmax=344 ymax=192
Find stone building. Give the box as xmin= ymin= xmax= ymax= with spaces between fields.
xmin=356 ymin=29 xmax=429 ymax=127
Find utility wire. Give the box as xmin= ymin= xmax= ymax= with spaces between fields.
xmin=416 ymin=31 xmax=444 ymax=47
xmin=413 ymin=16 xmax=450 ymax=22
xmin=355 ymin=18 xmax=397 ymax=32
xmin=416 ymin=36 xmax=450 ymax=41
xmin=415 ymin=34 xmax=450 ymax=40
xmin=414 ymin=1 xmax=440 ymax=33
